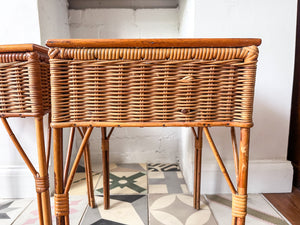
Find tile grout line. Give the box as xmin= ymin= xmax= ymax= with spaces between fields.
xmin=11 ymin=198 xmax=34 ymax=225
xmin=77 ymin=199 xmax=90 ymax=225
xmin=203 ymin=194 xmax=219 ymax=225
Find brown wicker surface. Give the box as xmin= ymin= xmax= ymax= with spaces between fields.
xmin=0 ymin=44 xmax=52 ymax=225
xmin=0 ymin=47 xmax=50 ymax=117
xmin=49 ymin=45 xmax=258 ymax=128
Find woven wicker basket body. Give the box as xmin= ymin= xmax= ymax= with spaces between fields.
xmin=48 ymin=39 xmax=259 ymax=128
xmin=0 ymin=45 xmax=50 ymax=117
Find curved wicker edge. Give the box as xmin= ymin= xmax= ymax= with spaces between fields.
xmin=0 ymin=51 xmax=49 ymax=63
xmin=48 ymin=46 xmax=258 ymax=62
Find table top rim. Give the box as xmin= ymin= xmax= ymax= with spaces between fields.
xmin=0 ymin=44 xmax=48 ymax=54
xmin=46 ymin=38 xmax=262 ymax=48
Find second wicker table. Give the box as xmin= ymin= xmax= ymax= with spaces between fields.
xmin=0 ymin=44 xmax=52 ymax=225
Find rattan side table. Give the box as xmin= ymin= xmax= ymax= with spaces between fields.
xmin=0 ymin=44 xmax=52 ymax=225
xmin=47 ymin=38 xmax=261 ymax=225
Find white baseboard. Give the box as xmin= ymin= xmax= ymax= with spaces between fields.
xmin=0 ymin=165 xmax=35 ymax=198
xmin=0 ymin=160 xmax=293 ymax=198
xmin=0 ymin=165 xmax=54 ymax=198
xmin=182 ymin=160 xmax=293 ymax=194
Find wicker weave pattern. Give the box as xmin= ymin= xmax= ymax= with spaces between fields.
xmin=0 ymin=53 xmax=50 ymax=116
xmin=50 ymin=47 xmax=258 ymax=126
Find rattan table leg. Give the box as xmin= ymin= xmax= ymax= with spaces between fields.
xmin=234 ymin=128 xmax=250 ymax=225
xmin=35 ymin=117 xmax=52 ymax=225
xmin=82 ymin=127 xmax=95 ymax=208
xmin=193 ymin=127 xmax=203 ymax=210
xmin=36 ymin=193 xmax=44 ymax=225
xmin=101 ymin=127 xmax=110 ymax=209
xmin=63 ymin=128 xmax=75 ymax=187
xmin=53 ymin=128 xmax=67 ymax=225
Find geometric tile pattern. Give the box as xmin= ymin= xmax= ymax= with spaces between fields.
xmin=148 ymin=171 xmax=189 ymax=194
xmin=147 ymin=163 xmax=180 ymax=172
xmin=95 ymin=172 xmax=147 ymax=195
xmin=149 ymin=194 xmax=217 ymax=225
xmin=0 ymin=201 xmax=18 ymax=219
xmin=81 ymin=195 xmax=147 ymax=225
xmin=0 ymin=163 xmax=292 ymax=225
xmin=0 ymin=199 xmax=32 ymax=225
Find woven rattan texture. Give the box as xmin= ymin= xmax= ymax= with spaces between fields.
xmin=50 ymin=47 xmax=258 ymax=126
xmin=0 ymin=53 xmax=50 ymax=117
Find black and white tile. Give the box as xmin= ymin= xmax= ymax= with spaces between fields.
xmin=0 ymin=163 xmax=293 ymax=225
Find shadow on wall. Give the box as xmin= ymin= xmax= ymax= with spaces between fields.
xmin=70 ymin=127 xmax=180 ymax=169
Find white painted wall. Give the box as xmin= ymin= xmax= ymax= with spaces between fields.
xmin=69 ymin=8 xmax=180 ymax=166
xmin=179 ymin=0 xmax=295 ymax=193
xmin=0 ymin=0 xmax=70 ymax=198
xmin=0 ymin=0 xmax=41 ymax=45
xmin=0 ymin=0 xmax=42 ymax=198
xmin=178 ymin=0 xmax=194 ymax=38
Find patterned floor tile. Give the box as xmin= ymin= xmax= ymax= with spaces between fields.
xmin=0 ymin=199 xmax=32 ymax=225
xmin=147 ymin=163 xmax=180 ymax=172
xmin=110 ymin=163 xmax=147 ymax=172
xmin=148 ymin=171 xmax=188 ymax=194
xmin=13 ymin=196 xmax=88 ymax=225
xmin=149 ymin=194 xmax=217 ymax=225
xmin=95 ymin=172 xmax=147 ymax=195
xmin=206 ymin=194 xmax=290 ymax=225
xmin=81 ymin=195 xmax=147 ymax=225
xmin=69 ymin=172 xmax=101 ymax=196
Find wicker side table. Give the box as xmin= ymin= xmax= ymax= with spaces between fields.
xmin=47 ymin=38 xmax=261 ymax=225
xmin=0 ymin=44 xmax=52 ymax=225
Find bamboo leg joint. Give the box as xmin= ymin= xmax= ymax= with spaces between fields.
xmin=232 ymin=194 xmax=247 ymax=218
xmin=35 ymin=174 xmax=50 ymax=193
xmin=54 ymin=193 xmax=69 ymax=217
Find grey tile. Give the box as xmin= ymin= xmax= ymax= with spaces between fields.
xmin=111 ymin=163 xmax=147 ymax=172
xmin=0 ymin=199 xmax=32 ymax=225
xmin=148 ymin=171 xmax=188 ymax=194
